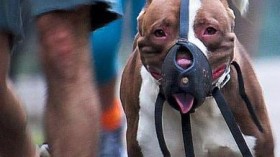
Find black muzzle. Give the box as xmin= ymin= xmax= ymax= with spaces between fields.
xmin=161 ymin=40 xmax=212 ymax=114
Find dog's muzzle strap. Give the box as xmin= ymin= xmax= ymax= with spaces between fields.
xmin=155 ymin=89 xmax=254 ymax=157
xmin=181 ymin=113 xmax=194 ymax=157
xmin=179 ymin=0 xmax=189 ymax=39
xmin=155 ymin=92 xmax=171 ymax=157
xmin=213 ymin=87 xmax=253 ymax=157
xmin=231 ymin=61 xmax=264 ymax=132
xmin=155 ymin=90 xmax=195 ymax=157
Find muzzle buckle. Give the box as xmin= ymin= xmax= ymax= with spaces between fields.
xmin=213 ymin=68 xmax=231 ymax=89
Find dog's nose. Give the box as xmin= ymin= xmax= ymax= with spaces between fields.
xmin=176 ymin=50 xmax=193 ymax=69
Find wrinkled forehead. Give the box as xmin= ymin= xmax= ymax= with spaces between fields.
xmin=188 ymin=0 xmax=206 ymax=53
xmin=147 ymin=0 xmax=230 ymax=13
xmin=143 ymin=0 xmax=201 ymax=32
xmin=145 ymin=0 xmax=232 ymax=54
xmin=187 ymin=0 xmax=232 ymax=52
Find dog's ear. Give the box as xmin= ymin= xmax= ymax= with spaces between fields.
xmin=231 ymin=0 xmax=249 ymax=15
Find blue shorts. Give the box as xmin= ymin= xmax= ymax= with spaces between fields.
xmin=0 ymin=0 xmax=23 ymax=44
xmin=0 ymin=0 xmax=122 ymax=46
xmin=31 ymin=0 xmax=122 ymax=30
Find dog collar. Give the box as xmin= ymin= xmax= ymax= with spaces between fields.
xmin=213 ymin=66 xmax=231 ymax=89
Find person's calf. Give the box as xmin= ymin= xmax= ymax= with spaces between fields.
xmin=0 ymin=32 xmax=37 ymax=157
xmin=36 ymin=7 xmax=100 ymax=157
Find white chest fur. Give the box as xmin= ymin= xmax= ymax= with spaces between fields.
xmin=137 ymin=66 xmax=256 ymax=157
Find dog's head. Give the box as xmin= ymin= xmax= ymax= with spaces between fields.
xmin=137 ymin=0 xmax=248 ymax=112
xmin=137 ymin=0 xmax=248 ymax=82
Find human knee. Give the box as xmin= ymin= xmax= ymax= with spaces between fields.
xmin=37 ymin=14 xmax=76 ymax=57
xmin=37 ymin=10 xmax=92 ymax=57
xmin=36 ymin=12 xmax=92 ymax=81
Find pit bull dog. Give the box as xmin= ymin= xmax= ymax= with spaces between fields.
xmin=120 ymin=0 xmax=274 ymax=156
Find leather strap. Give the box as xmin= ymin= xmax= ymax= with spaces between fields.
xmin=213 ymin=88 xmax=253 ymax=157
xmin=179 ymin=0 xmax=189 ymax=39
xmin=155 ymin=92 xmax=171 ymax=157
xmin=231 ymin=61 xmax=264 ymax=132
xmin=155 ymin=91 xmax=195 ymax=157
xmin=181 ymin=113 xmax=195 ymax=157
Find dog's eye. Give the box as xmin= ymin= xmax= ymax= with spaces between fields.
xmin=154 ymin=29 xmax=166 ymax=37
xmin=204 ymin=27 xmax=217 ymax=35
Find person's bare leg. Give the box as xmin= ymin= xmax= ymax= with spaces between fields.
xmin=0 ymin=32 xmax=37 ymax=157
xmin=36 ymin=7 xmax=100 ymax=157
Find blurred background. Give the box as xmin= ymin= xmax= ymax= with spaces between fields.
xmin=9 ymin=0 xmax=280 ymax=156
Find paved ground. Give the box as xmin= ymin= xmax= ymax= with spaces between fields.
xmin=14 ymin=57 xmax=280 ymax=156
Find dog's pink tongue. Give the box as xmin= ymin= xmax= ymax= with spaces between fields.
xmin=176 ymin=53 xmax=192 ymax=69
xmin=173 ymin=93 xmax=194 ymax=114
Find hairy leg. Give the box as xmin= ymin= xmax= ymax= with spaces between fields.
xmin=36 ymin=6 xmax=100 ymax=157
xmin=0 ymin=32 xmax=37 ymax=157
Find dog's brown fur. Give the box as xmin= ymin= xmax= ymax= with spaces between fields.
xmin=120 ymin=0 xmax=274 ymax=156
